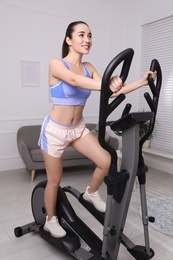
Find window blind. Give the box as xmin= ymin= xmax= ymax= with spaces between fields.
xmin=139 ymin=16 xmax=173 ymax=152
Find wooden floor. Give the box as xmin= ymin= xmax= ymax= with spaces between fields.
xmin=0 ymin=166 xmax=173 ymax=260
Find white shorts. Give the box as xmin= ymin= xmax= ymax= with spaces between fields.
xmin=38 ymin=115 xmax=90 ymax=157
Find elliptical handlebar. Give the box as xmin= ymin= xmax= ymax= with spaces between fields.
xmin=98 ymin=49 xmax=162 ymax=155
xmin=140 ymin=59 xmax=162 ymax=145
xmin=148 ymin=59 xmax=162 ymax=98
xmin=101 ymin=48 xmax=134 ymax=99
xmin=98 ymin=48 xmax=134 ymax=154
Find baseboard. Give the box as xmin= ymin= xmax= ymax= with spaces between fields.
xmin=143 ymin=149 xmax=173 ymax=175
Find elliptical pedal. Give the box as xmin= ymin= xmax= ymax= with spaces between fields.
xmin=78 ymin=194 xmax=105 ymax=225
xmin=40 ymin=227 xmax=81 ymax=254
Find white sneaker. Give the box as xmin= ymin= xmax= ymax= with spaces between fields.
xmin=83 ymin=186 xmax=106 ymax=213
xmin=43 ymin=216 xmax=66 ymax=238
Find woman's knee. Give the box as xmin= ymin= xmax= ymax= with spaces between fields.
xmin=46 ymin=167 xmax=62 ymax=189
xmin=97 ymin=152 xmax=111 ymax=172
xmin=47 ymin=176 xmax=61 ymax=189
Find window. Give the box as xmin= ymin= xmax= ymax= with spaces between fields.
xmin=139 ymin=16 xmax=173 ymax=152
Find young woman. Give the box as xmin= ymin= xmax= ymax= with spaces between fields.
xmin=38 ymin=21 xmax=156 ymax=238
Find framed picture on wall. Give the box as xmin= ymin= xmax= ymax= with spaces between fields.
xmin=21 ymin=61 xmax=40 ymax=87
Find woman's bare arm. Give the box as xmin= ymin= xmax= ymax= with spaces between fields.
xmin=110 ymin=71 xmax=156 ymax=98
xmin=49 ymin=59 xmax=101 ymax=91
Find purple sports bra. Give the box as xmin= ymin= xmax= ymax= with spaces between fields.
xmin=50 ymin=59 xmax=91 ymax=106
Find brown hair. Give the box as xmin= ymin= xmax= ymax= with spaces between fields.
xmin=62 ymin=21 xmax=89 ymax=58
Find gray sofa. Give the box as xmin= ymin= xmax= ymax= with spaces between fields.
xmin=17 ymin=123 xmax=118 ymax=181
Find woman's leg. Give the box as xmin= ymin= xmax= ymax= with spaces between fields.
xmin=72 ymin=132 xmax=111 ymax=192
xmin=72 ymin=132 xmax=110 ymax=212
xmin=41 ymin=150 xmax=66 ymax=238
xmin=42 ymin=150 xmax=62 ymax=219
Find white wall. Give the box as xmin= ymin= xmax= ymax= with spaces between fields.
xmin=0 ymin=0 xmax=173 ymax=171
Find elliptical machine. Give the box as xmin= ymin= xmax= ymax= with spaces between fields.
xmin=14 ymin=48 xmax=162 ymax=260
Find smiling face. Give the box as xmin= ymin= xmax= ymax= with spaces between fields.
xmin=66 ymin=23 xmax=92 ymax=55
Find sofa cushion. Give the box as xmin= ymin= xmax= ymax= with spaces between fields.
xmin=30 ymin=149 xmax=44 ymax=162
xmin=30 ymin=146 xmax=88 ymax=162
